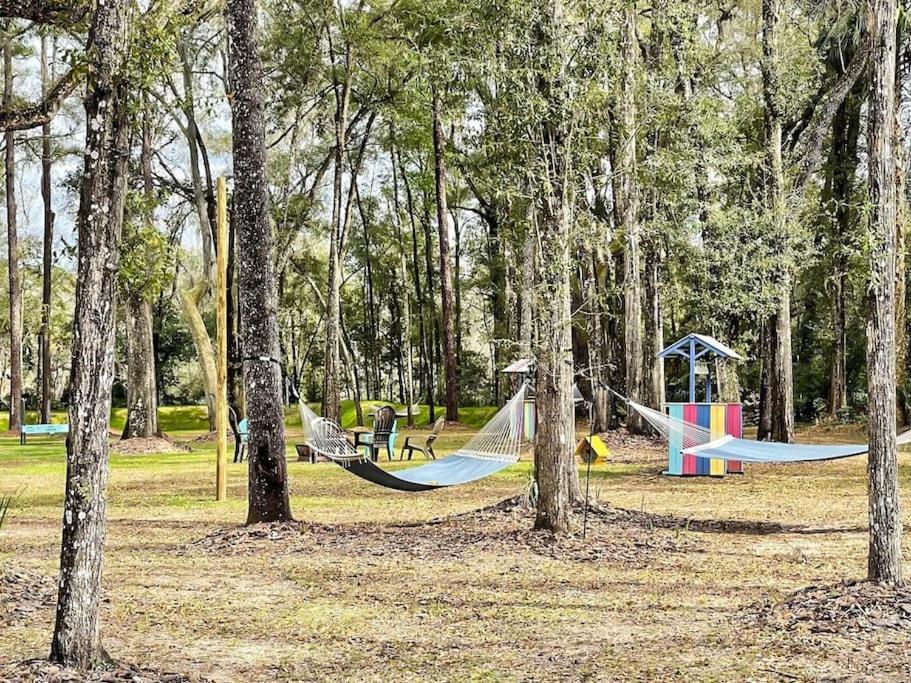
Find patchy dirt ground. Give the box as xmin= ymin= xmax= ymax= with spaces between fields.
xmin=1 ymin=424 xmax=910 ymax=681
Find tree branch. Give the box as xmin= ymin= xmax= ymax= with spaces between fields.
xmin=791 ymin=38 xmax=871 ymax=191
xmin=0 ymin=0 xmax=90 ymax=26
xmin=0 ymin=65 xmax=80 ymax=131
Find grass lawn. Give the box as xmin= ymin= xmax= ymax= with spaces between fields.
xmin=1 ymin=412 xmax=910 ymax=681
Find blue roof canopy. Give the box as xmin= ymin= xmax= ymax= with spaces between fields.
xmin=657 ymin=333 xmax=742 ymax=403
xmin=657 ymin=333 xmax=743 ymax=361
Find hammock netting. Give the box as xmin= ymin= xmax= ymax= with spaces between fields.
xmin=298 ymin=384 xmax=528 ymax=491
xmin=623 ymin=394 xmax=911 ymax=463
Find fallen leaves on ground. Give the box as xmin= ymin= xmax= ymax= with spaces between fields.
xmin=749 ymin=579 xmax=911 ymax=634
xmin=0 ymin=659 xmax=210 ymax=683
xmin=0 ymin=566 xmax=56 ymax=627
xmin=181 ymin=496 xmax=694 ymax=567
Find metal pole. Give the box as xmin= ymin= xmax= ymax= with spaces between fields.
xmin=215 ymin=178 xmax=228 ymax=501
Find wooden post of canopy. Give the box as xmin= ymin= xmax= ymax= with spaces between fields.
xmin=215 ymin=177 xmax=228 ymax=501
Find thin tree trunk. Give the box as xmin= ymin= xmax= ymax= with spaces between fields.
xmin=865 ymin=0 xmax=902 ymax=585
xmin=400 ymin=148 xmax=429 ymax=417
xmin=452 ymin=207 xmax=462 ymax=363
xmin=50 ymin=0 xmax=131 ymax=666
xmin=761 ymin=0 xmax=794 ymax=443
xmin=431 ymin=89 xmax=459 ymax=421
xmin=227 ymin=0 xmax=292 ymax=524
xmin=421 ymin=190 xmax=438 ymax=422
xmin=643 ymin=243 xmax=664 ymax=408
xmin=389 ymin=122 xmax=416 ymax=427
xmin=618 ymin=4 xmax=644 ymax=433
xmin=532 ymin=0 xmax=580 ymax=534
xmin=4 ymin=39 xmax=22 ymax=433
xmin=758 ymin=321 xmax=772 ymax=440
xmin=39 ymin=34 xmax=53 ymax=424
xmin=179 ymin=281 xmax=217 ymax=430
xmin=321 ymin=21 xmax=351 ymax=425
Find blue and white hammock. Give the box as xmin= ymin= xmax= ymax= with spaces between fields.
xmin=621 ymin=394 xmax=911 ymax=463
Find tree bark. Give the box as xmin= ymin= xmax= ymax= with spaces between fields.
xmin=865 ymin=0 xmax=903 ymax=585
xmin=532 ymin=0 xmax=580 ymax=534
xmin=4 ymin=38 xmax=22 ymax=433
xmin=227 ymin=0 xmax=292 ymax=524
xmin=0 ymin=0 xmax=90 ymax=28
xmin=50 ymin=0 xmax=131 ymax=667
xmin=431 ymin=89 xmax=459 ymax=421
xmin=761 ymin=0 xmax=794 ymax=443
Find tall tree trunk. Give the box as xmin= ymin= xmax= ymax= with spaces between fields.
xmin=227 ymin=0 xmax=292 ymax=524
xmin=894 ymin=61 xmax=909 ymax=427
xmin=4 ymin=39 xmax=22 ymax=433
xmin=39 ymin=34 xmax=54 ymax=424
xmin=761 ymin=0 xmax=794 ymax=443
xmin=123 ymin=109 xmax=160 ymax=439
xmin=618 ymin=4 xmax=644 ymax=432
xmin=865 ymin=0 xmax=902 ymax=585
xmin=532 ymin=0 xmax=580 ymax=534
xmin=431 ymin=89 xmax=459 ymax=421
xmin=828 ymin=81 xmax=863 ymax=419
xmin=50 ymin=0 xmax=131 ymax=666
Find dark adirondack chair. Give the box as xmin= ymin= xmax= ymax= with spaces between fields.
xmin=355 ymin=405 xmax=397 ymax=462
xmin=400 ymin=417 xmax=445 ymax=461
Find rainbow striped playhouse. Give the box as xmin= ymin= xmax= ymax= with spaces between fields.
xmin=658 ymin=333 xmax=744 ymax=477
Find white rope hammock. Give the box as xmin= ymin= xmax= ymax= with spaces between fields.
xmin=299 ymin=383 xmax=529 ymax=465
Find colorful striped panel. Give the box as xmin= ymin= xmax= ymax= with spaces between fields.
xmin=523 ymin=400 xmax=536 ymax=441
xmin=709 ymin=404 xmax=726 ymax=476
xmin=682 ymin=404 xmax=699 ymax=475
xmin=725 ymin=404 xmax=744 ymax=474
xmin=667 ymin=404 xmax=684 ymax=475
xmin=696 ymin=405 xmax=711 ymax=475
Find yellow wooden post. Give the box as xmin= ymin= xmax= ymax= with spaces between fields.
xmin=215 ymin=177 xmax=228 ymax=501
